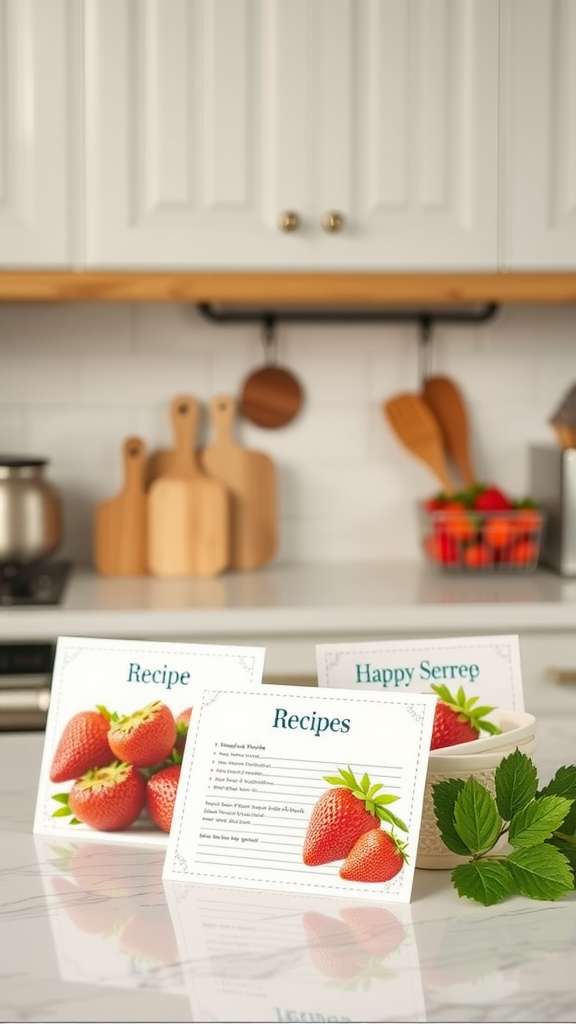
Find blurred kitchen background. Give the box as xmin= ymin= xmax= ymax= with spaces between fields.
xmin=0 ymin=300 xmax=571 ymax=566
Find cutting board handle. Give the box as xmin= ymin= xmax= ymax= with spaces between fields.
xmin=169 ymin=394 xmax=200 ymax=477
xmin=123 ymin=436 xmax=146 ymax=491
xmin=209 ymin=394 xmax=237 ymax=447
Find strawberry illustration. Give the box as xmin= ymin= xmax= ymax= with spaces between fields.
xmin=339 ymin=829 xmax=408 ymax=883
xmin=430 ymin=684 xmax=500 ymax=750
xmin=50 ymin=709 xmax=114 ymax=783
xmin=146 ymin=764 xmax=181 ymax=833
xmin=302 ymin=766 xmax=407 ymax=867
xmin=174 ymin=707 xmax=193 ymax=754
xmin=107 ymin=701 xmax=177 ymax=768
xmin=52 ymin=761 xmax=146 ymax=831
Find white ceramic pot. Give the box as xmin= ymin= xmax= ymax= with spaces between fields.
xmin=416 ymin=710 xmax=538 ymax=870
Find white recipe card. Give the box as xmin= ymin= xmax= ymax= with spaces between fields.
xmin=163 ymin=685 xmax=437 ymax=903
xmin=316 ymin=634 xmax=524 ymax=711
xmin=34 ymin=636 xmax=265 ymax=846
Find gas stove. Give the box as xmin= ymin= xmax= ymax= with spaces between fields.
xmin=0 ymin=560 xmax=71 ymax=606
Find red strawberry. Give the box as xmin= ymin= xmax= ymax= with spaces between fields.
xmin=302 ymin=766 xmax=407 ymax=867
xmin=50 ymin=709 xmax=114 ymax=783
xmin=53 ymin=761 xmax=146 ymax=831
xmin=339 ymin=829 xmax=407 ymax=883
xmin=473 ymin=485 xmax=512 ymax=512
xmin=174 ymin=707 xmax=193 ymax=754
xmin=146 ymin=764 xmax=181 ymax=833
xmin=108 ymin=701 xmax=176 ymax=768
xmin=430 ymin=684 xmax=500 ymax=750
xmin=302 ymin=912 xmax=369 ymax=980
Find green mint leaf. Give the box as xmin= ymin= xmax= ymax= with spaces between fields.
xmin=547 ymin=833 xmax=576 ymax=874
xmin=537 ymin=764 xmax=576 ymax=801
xmin=495 ymin=749 xmax=538 ymax=820
xmin=506 ymin=844 xmax=574 ymax=900
xmin=454 ymin=778 xmax=502 ymax=855
xmin=508 ymin=795 xmax=573 ymax=848
xmin=451 ymin=860 xmax=516 ymax=906
xmin=432 ymin=779 xmax=472 ymax=856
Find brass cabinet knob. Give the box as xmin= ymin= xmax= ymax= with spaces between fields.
xmin=277 ymin=210 xmax=300 ymax=232
xmin=321 ymin=210 xmax=345 ymax=233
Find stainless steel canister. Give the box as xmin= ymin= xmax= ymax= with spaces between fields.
xmin=0 ymin=457 xmax=63 ymax=565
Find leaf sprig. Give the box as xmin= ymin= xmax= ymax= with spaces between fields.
xmin=432 ymin=749 xmax=576 ymax=905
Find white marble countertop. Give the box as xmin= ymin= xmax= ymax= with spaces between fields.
xmin=2 ymin=721 xmax=576 ymax=1023
xmin=4 ymin=562 xmax=576 ymax=642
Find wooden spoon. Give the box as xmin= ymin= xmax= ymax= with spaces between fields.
xmin=422 ymin=375 xmax=476 ymax=488
xmin=383 ymin=392 xmax=457 ymax=494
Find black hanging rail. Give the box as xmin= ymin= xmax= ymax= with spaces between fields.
xmin=196 ymin=301 xmax=499 ymax=339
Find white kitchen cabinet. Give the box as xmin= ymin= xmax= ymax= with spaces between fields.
xmin=501 ymin=0 xmax=576 ymax=268
xmin=0 ymin=0 xmax=78 ymax=268
xmin=84 ymin=0 xmax=499 ymax=271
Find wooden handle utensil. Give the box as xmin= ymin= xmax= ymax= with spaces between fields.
xmin=383 ymin=392 xmax=457 ymax=494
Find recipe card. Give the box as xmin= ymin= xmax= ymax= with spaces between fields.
xmin=33 ymin=636 xmax=265 ymax=846
xmin=316 ymin=634 xmax=524 ymax=711
xmin=163 ymin=685 xmax=437 ymax=903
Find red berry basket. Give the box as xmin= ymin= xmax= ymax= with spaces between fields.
xmin=420 ymin=503 xmax=545 ymax=573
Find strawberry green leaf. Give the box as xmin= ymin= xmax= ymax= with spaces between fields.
xmin=51 ymin=792 xmax=71 ymax=806
xmin=453 ymin=778 xmax=502 ymax=855
xmin=495 ymin=748 xmax=538 ymax=820
xmin=506 ymin=845 xmax=574 ymax=900
xmin=52 ymin=806 xmax=73 ymax=818
xmin=323 ymin=775 xmax=347 ymax=786
xmin=451 ymin=860 xmax=516 ymax=906
xmin=432 ymin=778 xmax=472 ymax=856
xmin=360 ymin=772 xmax=370 ymax=792
xmin=376 ymin=807 xmax=408 ymax=833
xmin=95 ymin=703 xmax=117 ymax=722
xmin=508 ymin=795 xmax=573 ymax=848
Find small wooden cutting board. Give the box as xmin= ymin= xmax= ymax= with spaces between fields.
xmin=147 ymin=395 xmax=230 ymax=578
xmin=200 ymin=394 xmax=278 ymax=570
xmin=94 ymin=436 xmax=148 ymax=576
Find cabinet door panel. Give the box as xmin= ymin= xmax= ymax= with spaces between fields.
xmin=0 ymin=0 xmax=72 ymax=267
xmin=352 ymin=0 xmax=498 ymax=268
xmin=85 ymin=0 xmax=498 ymax=269
xmin=503 ymin=0 xmax=576 ymax=268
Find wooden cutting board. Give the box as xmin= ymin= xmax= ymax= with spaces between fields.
xmin=94 ymin=436 xmax=148 ymax=576
xmin=200 ymin=394 xmax=278 ymax=570
xmin=147 ymin=395 xmax=230 ymax=578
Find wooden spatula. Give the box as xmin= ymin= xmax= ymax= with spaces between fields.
xmin=422 ymin=375 xmax=476 ymax=488
xmin=200 ymin=394 xmax=278 ymax=570
xmin=147 ymin=395 xmax=230 ymax=578
xmin=94 ymin=436 xmax=148 ymax=576
xmin=383 ymin=392 xmax=457 ymax=494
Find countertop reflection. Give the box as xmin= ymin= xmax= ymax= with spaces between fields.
xmin=2 ymin=726 xmax=576 ymax=1023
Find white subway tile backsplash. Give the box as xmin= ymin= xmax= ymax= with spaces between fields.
xmin=0 ymin=303 xmax=573 ymax=566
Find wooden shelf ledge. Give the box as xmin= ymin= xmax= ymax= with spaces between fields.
xmin=0 ymin=271 xmax=575 ymax=305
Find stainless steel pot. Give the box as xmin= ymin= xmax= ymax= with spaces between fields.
xmin=0 ymin=457 xmax=62 ymax=566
